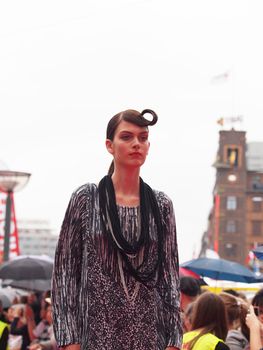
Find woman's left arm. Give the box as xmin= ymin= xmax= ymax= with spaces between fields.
xmin=158 ymin=194 xmax=183 ymax=350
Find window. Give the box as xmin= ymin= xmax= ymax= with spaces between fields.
xmin=224 ymin=243 xmax=237 ymax=257
xmin=252 ymin=197 xmax=262 ymax=212
xmin=227 ymin=196 xmax=237 ymax=210
xmin=252 ymin=221 xmax=262 ymax=236
xmin=227 ymin=148 xmax=239 ymax=166
xmin=226 ymin=220 xmax=236 ymax=233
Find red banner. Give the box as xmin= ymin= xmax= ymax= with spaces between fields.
xmin=0 ymin=192 xmax=20 ymax=262
xmin=214 ymin=194 xmax=220 ymax=253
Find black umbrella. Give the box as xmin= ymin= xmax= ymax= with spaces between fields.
xmin=0 ymin=255 xmax=53 ymax=280
xmin=0 ymin=288 xmax=16 ymax=309
xmin=2 ymin=279 xmax=51 ymax=292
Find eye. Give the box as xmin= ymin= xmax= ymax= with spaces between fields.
xmin=140 ymin=135 xmax=148 ymax=142
xmin=120 ymin=134 xmax=131 ymax=140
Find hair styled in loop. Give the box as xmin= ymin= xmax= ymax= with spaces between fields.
xmin=107 ymin=108 xmax=158 ymax=175
xmin=106 ymin=108 xmax=158 ymax=141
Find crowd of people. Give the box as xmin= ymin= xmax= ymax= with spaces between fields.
xmin=0 ymin=290 xmax=55 ymax=350
xmin=180 ymin=276 xmax=263 ymax=350
xmin=0 ymin=278 xmax=263 ymax=349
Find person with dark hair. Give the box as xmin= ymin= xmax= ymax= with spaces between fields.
xmin=252 ymin=288 xmax=263 ymax=324
xmin=183 ymin=292 xmax=230 ymax=350
xmin=246 ymin=304 xmax=263 ymax=350
xmin=180 ymin=276 xmax=201 ymax=313
xmin=0 ymin=300 xmax=8 ymax=324
xmin=184 ymin=302 xmax=195 ymax=333
xmin=245 ymin=287 xmax=263 ymax=350
xmin=180 ymin=276 xmax=201 ymax=333
xmin=51 ymin=109 xmax=182 ymax=350
xmin=219 ymin=292 xmax=249 ymax=350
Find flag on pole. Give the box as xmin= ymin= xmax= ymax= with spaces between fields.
xmin=211 ymin=71 xmax=230 ymax=84
xmin=217 ymin=118 xmax=224 ymax=126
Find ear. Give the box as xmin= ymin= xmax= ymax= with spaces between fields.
xmin=146 ymin=141 xmax=150 ymax=155
xmin=105 ymin=139 xmax=114 ymax=155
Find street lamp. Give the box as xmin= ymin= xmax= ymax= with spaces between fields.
xmin=0 ymin=170 xmax=31 ymax=261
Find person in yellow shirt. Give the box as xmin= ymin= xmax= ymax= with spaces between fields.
xmin=0 ymin=319 xmax=9 ymax=350
xmin=183 ymin=292 xmax=229 ymax=350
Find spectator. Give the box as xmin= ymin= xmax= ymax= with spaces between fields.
xmin=28 ymin=303 xmax=56 ymax=350
xmin=246 ymin=304 xmax=263 ymax=350
xmin=10 ymin=304 xmax=33 ymax=350
xmin=0 ymin=319 xmax=9 ymax=350
xmin=184 ymin=302 xmax=195 ymax=333
xmin=180 ymin=276 xmax=201 ymax=332
xmin=0 ymin=299 xmax=8 ymax=323
xmin=183 ymin=292 xmax=230 ymax=349
xmin=180 ymin=276 xmax=201 ymax=312
xmin=219 ymin=292 xmax=249 ymax=350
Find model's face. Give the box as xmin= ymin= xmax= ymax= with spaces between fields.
xmin=106 ymin=120 xmax=150 ymax=169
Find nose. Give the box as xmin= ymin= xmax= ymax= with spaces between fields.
xmin=132 ymin=136 xmax=140 ymax=149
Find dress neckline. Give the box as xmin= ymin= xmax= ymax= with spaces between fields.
xmin=116 ymin=204 xmax=140 ymax=210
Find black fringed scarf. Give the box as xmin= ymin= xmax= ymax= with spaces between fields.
xmin=98 ymin=175 xmax=164 ymax=286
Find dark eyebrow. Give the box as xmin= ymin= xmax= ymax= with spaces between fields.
xmin=119 ymin=130 xmax=149 ymax=135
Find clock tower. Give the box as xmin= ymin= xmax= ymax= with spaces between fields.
xmin=200 ymin=127 xmax=263 ymax=265
xmin=212 ymin=129 xmax=247 ymax=263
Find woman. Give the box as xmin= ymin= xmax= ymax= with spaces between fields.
xmin=245 ymin=288 xmax=263 ymax=350
xmin=219 ymin=292 xmax=249 ymax=350
xmin=51 ymin=109 xmax=182 ymax=350
xmin=183 ymin=292 xmax=230 ymax=350
xmin=246 ymin=304 xmax=263 ymax=350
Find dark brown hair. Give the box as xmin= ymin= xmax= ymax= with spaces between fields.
xmin=187 ymin=292 xmax=228 ymax=349
xmin=106 ymin=109 xmax=158 ymax=175
xmin=252 ymin=288 xmax=263 ymax=308
xmin=219 ymin=292 xmax=241 ymax=327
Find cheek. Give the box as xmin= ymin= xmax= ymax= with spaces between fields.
xmin=114 ymin=144 xmax=127 ymax=156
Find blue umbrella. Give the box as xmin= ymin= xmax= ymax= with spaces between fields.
xmin=253 ymin=246 xmax=263 ymax=260
xmin=181 ymin=257 xmax=258 ymax=283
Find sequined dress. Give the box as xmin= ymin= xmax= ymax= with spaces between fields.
xmin=51 ymin=183 xmax=182 ymax=350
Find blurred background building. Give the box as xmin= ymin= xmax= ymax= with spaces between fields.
xmin=200 ymin=127 xmax=263 ymax=268
xmin=17 ymin=219 xmax=57 ymax=257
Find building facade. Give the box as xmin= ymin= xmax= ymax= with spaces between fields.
xmin=17 ymin=219 xmax=58 ymax=258
xmin=200 ymin=129 xmax=263 ymax=265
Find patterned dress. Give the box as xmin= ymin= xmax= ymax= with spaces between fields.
xmin=51 ymin=183 xmax=182 ymax=350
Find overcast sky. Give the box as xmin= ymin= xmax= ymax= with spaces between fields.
xmin=1 ymin=0 xmax=263 ymax=263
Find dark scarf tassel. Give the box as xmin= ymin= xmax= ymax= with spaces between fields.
xmin=98 ymin=175 xmax=164 ymax=287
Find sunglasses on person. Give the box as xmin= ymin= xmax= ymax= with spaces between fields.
xmin=253 ymin=306 xmax=263 ymax=316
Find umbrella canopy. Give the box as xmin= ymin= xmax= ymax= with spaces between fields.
xmin=0 ymin=255 xmax=53 ymax=280
xmin=0 ymin=288 xmax=18 ymax=309
xmin=2 ymin=279 xmax=51 ymax=292
xmin=181 ymin=257 xmax=258 ymax=283
xmin=179 ymin=267 xmax=201 ymax=279
xmin=253 ymin=246 xmax=263 ymax=260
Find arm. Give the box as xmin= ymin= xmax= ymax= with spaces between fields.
xmin=246 ymin=305 xmax=263 ymax=350
xmin=51 ymin=186 xmax=87 ymax=348
xmin=158 ymin=194 xmax=183 ymax=350
xmin=25 ymin=304 xmax=37 ymax=341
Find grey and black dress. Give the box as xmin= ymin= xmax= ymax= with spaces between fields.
xmin=51 ymin=183 xmax=182 ymax=350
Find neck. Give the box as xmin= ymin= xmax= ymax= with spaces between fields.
xmin=111 ymin=166 xmax=140 ymax=206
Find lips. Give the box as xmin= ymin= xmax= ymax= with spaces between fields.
xmin=129 ymin=152 xmax=142 ymax=156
